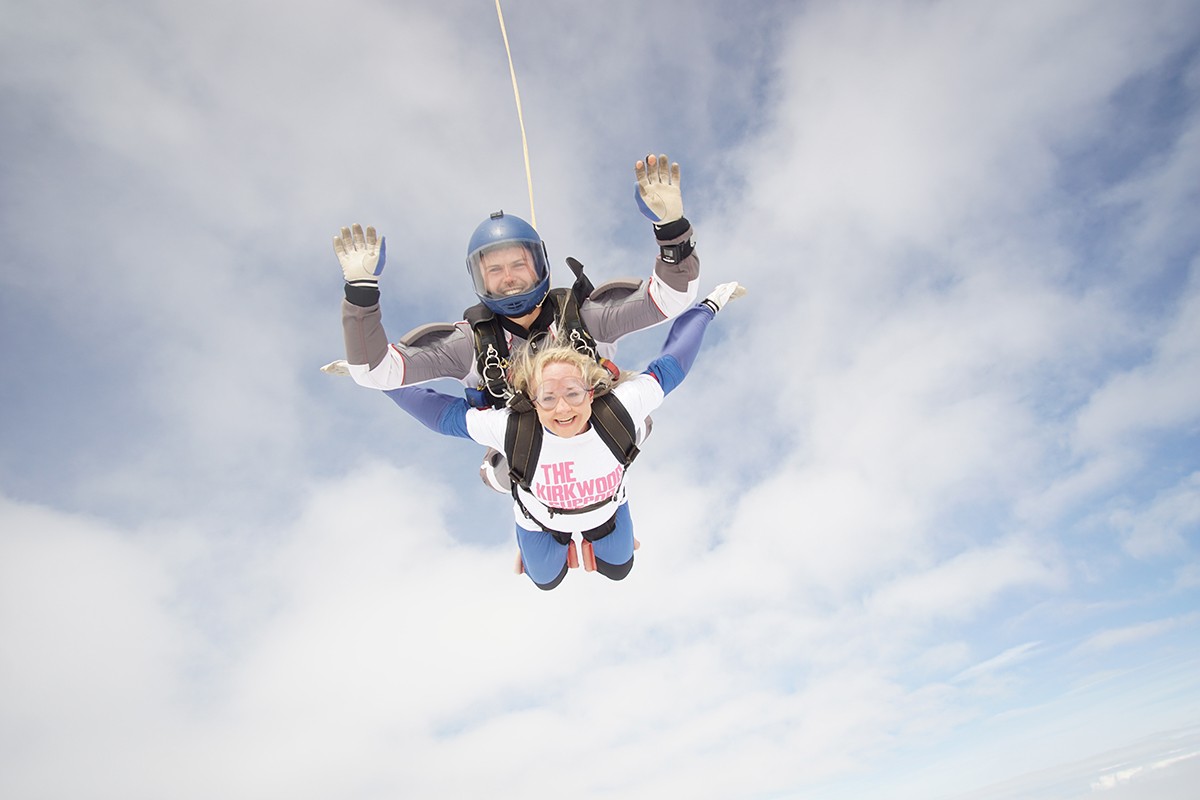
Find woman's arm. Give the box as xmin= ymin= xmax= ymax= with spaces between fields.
xmin=384 ymin=386 xmax=473 ymax=439
xmin=643 ymin=282 xmax=744 ymax=395
xmin=643 ymin=304 xmax=716 ymax=395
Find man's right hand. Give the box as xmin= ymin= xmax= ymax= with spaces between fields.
xmin=334 ymin=223 xmax=386 ymax=285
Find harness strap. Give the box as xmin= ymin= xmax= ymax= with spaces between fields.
xmin=581 ymin=514 xmax=618 ymax=542
xmin=512 ymin=494 xmax=620 ymax=544
xmin=464 ymin=303 xmax=513 ymax=407
xmin=589 ymin=393 xmax=640 ymax=467
xmin=559 ymin=260 xmax=599 ymax=362
xmin=504 ymin=408 xmax=543 ymax=490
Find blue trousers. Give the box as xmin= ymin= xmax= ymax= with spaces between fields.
xmin=517 ymin=503 xmax=635 ymax=590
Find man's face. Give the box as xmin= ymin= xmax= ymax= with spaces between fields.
xmin=479 ymin=245 xmax=539 ymax=297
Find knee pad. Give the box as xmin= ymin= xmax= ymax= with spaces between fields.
xmin=594 ymin=555 xmax=633 ymax=581
xmin=532 ymin=561 xmax=569 ymax=591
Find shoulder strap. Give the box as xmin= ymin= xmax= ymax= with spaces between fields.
xmin=463 ymin=301 xmax=495 ymax=329
xmin=554 ymin=264 xmax=600 ymax=361
xmin=464 ymin=303 xmax=512 ymax=408
xmin=589 ymin=392 xmax=640 ymax=468
xmin=504 ymin=407 xmax=543 ymax=492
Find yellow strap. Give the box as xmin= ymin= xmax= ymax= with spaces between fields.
xmin=494 ymin=0 xmax=537 ymax=229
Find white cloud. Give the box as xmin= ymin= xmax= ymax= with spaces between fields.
xmin=0 ymin=468 xmax=967 ymax=799
xmin=0 ymin=496 xmax=193 ymax=796
xmin=1074 ymin=612 xmax=1200 ymax=656
xmin=868 ymin=539 xmax=1061 ymax=623
xmin=1073 ymin=266 xmax=1200 ymax=455
xmin=954 ymin=641 xmax=1044 ymax=684
xmin=1108 ymin=471 xmax=1200 ymax=558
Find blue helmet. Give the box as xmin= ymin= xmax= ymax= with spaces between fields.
xmin=466 ymin=211 xmax=551 ymax=317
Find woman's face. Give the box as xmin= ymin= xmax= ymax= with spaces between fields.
xmin=532 ymin=361 xmax=594 ymax=438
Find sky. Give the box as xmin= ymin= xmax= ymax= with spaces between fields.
xmin=1 ymin=0 xmax=1199 ymax=797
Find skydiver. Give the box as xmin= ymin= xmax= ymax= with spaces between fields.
xmin=382 ymin=282 xmax=746 ymax=589
xmin=328 ymin=154 xmax=700 ymax=491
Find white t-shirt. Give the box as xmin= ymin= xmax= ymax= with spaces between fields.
xmin=464 ymin=374 xmax=666 ymax=533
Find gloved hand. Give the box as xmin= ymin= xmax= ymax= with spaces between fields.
xmin=320 ymin=360 xmax=351 ymax=376
xmin=334 ymin=223 xmax=386 ymax=285
xmin=701 ymin=282 xmax=747 ymax=314
xmin=634 ymin=154 xmax=683 ymax=225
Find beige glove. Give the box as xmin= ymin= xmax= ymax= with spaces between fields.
xmin=333 ymin=223 xmax=386 ymax=285
xmin=701 ymin=282 xmax=747 ymax=314
xmin=320 ymin=360 xmax=351 ymax=376
xmin=634 ymin=154 xmax=683 ymax=225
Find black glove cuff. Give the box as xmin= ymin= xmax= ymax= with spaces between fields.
xmin=653 ymin=217 xmax=691 ymax=241
xmin=344 ymin=282 xmax=380 ymax=307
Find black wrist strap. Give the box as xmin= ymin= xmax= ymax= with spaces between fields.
xmin=344 ymin=282 xmax=380 ymax=307
xmin=653 ymin=217 xmax=690 ymax=241
xmin=654 ymin=217 xmax=693 ymax=264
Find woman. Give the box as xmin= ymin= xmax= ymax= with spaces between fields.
xmin=385 ymin=282 xmax=745 ymax=590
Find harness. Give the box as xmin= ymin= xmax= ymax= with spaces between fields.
xmin=464 ymin=257 xmax=599 ymax=409
xmin=503 ymin=391 xmax=640 ymax=544
xmin=466 ymin=256 xmax=640 ymax=542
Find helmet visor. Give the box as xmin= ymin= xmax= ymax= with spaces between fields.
xmin=468 ymin=239 xmax=548 ymax=302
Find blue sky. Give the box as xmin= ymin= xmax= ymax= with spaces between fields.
xmin=2 ymin=0 xmax=1199 ymax=797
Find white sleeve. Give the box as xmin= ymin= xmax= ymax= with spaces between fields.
xmin=612 ymin=374 xmax=667 ymax=437
xmin=464 ymin=407 xmax=510 ymax=450
xmin=347 ymin=345 xmax=406 ymax=389
xmin=646 ymin=273 xmax=699 ymax=319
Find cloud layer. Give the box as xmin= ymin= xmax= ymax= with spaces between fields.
xmin=2 ymin=1 xmax=1199 ymax=798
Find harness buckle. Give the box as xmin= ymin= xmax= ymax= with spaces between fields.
xmin=480 ymin=342 xmax=512 ymax=403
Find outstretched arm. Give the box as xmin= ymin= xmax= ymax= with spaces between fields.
xmin=334 ymin=224 xmax=477 ymax=388
xmin=581 ymin=154 xmax=700 ymax=344
xmin=384 ymin=386 xmax=473 ymax=440
xmin=644 ymin=282 xmax=745 ymax=395
xmin=335 ymin=223 xmax=394 ymax=374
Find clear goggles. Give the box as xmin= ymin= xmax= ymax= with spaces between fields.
xmin=532 ymin=379 xmax=594 ymax=411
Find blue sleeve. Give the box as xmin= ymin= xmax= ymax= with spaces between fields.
xmin=384 ymin=386 xmax=473 ymax=439
xmin=644 ymin=304 xmax=716 ymax=395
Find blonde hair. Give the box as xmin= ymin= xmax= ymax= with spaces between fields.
xmin=509 ymin=332 xmax=622 ymax=399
